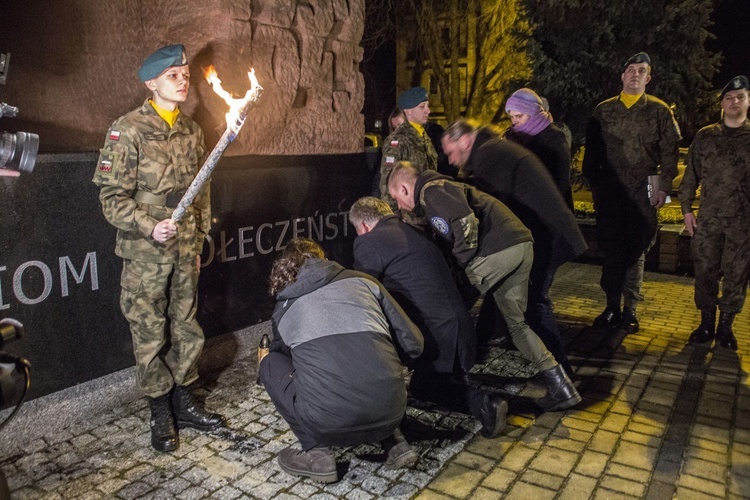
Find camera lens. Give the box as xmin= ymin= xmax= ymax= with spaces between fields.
xmin=0 ymin=130 xmax=39 ymax=173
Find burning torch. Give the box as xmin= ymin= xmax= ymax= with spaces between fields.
xmin=171 ymin=67 xmax=263 ymax=223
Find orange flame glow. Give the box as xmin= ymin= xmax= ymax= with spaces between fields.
xmin=203 ymin=65 xmax=261 ymax=127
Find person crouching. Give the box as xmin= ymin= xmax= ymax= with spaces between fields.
xmin=258 ymin=238 xmax=424 ymax=483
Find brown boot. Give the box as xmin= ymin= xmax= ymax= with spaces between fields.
xmin=381 ymin=428 xmax=418 ymax=468
xmin=278 ymin=447 xmax=338 ymax=483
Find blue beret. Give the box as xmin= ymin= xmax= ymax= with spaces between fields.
xmin=721 ymin=75 xmax=749 ymax=99
xmin=138 ymin=44 xmax=188 ymax=82
xmin=623 ymin=52 xmax=651 ymax=71
xmin=397 ymin=87 xmax=429 ymax=110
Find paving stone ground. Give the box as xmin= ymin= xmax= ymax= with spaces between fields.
xmin=1 ymin=262 xmax=748 ymax=499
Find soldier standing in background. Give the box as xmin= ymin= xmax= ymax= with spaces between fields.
xmin=92 ymin=44 xmax=225 ymax=453
xmin=583 ymin=52 xmax=681 ymax=334
xmin=679 ymin=76 xmax=750 ymax=351
xmin=379 ymin=87 xmax=438 ymax=206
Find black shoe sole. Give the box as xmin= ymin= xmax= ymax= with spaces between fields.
xmin=176 ymin=419 xmax=227 ymax=432
xmin=540 ymin=392 xmax=583 ymax=412
xmin=151 ymin=439 xmax=178 ymax=452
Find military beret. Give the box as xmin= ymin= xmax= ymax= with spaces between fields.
xmin=720 ymin=75 xmax=749 ymax=99
xmin=397 ymin=87 xmax=429 ymax=110
xmin=623 ymin=52 xmax=651 ymax=71
xmin=138 ymin=44 xmax=188 ymax=82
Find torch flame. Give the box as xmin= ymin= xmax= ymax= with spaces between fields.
xmin=204 ymin=65 xmax=262 ymax=127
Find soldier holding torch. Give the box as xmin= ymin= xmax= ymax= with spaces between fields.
xmin=92 ymin=44 xmax=225 ymax=453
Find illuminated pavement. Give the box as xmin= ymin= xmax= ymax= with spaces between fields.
xmin=2 ymin=262 xmax=748 ymax=499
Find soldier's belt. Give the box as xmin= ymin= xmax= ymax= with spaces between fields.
xmin=132 ymin=190 xmax=186 ymax=209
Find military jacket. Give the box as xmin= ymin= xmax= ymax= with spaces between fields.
xmin=380 ymin=121 xmax=438 ymax=197
xmin=583 ymin=93 xmax=680 ymax=198
xmin=92 ymin=100 xmax=210 ymax=263
xmin=414 ymin=171 xmax=532 ymax=269
xmin=679 ymin=120 xmax=750 ymax=218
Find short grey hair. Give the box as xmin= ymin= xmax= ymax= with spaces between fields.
xmin=442 ymin=118 xmax=480 ymax=142
xmin=349 ymin=197 xmax=393 ymax=227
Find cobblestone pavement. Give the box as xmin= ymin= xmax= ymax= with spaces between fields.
xmin=2 ymin=262 xmax=749 ymax=499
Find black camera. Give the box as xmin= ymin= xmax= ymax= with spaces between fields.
xmin=1 ymin=53 xmax=39 ymax=174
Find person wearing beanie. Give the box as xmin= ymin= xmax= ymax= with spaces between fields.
xmin=678 ymin=75 xmax=750 ymax=351
xmin=92 ymin=44 xmax=226 ymax=453
xmin=582 ymin=52 xmax=680 ymax=334
xmin=379 ymin=87 xmax=438 ymax=209
xmin=505 ymin=88 xmax=575 ymax=210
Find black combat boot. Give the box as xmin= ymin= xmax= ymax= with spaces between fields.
xmin=621 ymin=306 xmax=640 ymax=334
xmin=593 ymin=294 xmax=622 ymax=331
xmin=716 ymin=312 xmax=738 ymax=351
xmin=172 ymin=385 xmax=227 ymax=431
xmin=538 ymin=364 xmax=582 ymax=412
xmin=688 ymin=308 xmax=716 ymax=344
xmin=148 ymin=394 xmax=178 ymax=452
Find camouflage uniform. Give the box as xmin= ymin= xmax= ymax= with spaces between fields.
xmin=679 ymin=120 xmax=750 ymax=313
xmin=93 ymin=100 xmax=210 ymax=398
xmin=380 ymin=122 xmax=438 ymax=208
xmin=583 ymin=94 xmax=680 ymax=305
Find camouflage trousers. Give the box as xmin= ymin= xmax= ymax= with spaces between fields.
xmin=692 ymin=215 xmax=750 ymax=314
xmin=120 ymin=257 xmax=203 ymax=398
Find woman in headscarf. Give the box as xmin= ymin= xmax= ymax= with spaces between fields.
xmin=504 ymin=88 xmax=574 ymax=210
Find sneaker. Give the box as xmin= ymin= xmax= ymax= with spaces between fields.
xmin=382 ymin=428 xmax=418 ymax=469
xmin=277 ymin=447 xmax=337 ymax=483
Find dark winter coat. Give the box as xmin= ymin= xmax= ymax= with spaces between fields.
xmin=463 ymin=129 xmax=587 ymax=269
xmin=271 ymin=259 xmax=423 ymax=445
xmin=353 ymin=215 xmax=475 ymax=373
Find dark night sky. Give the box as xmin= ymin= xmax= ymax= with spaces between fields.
xmin=709 ymin=0 xmax=750 ymax=86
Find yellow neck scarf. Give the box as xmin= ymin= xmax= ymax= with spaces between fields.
xmin=619 ymin=92 xmax=643 ymax=109
xmin=149 ymin=99 xmax=181 ymax=128
xmin=411 ymin=122 xmax=425 ymax=137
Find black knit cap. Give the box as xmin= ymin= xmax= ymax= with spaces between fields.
xmin=623 ymin=52 xmax=651 ymax=71
xmin=720 ymin=75 xmax=749 ymax=99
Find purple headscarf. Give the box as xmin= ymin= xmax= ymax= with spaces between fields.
xmin=505 ymin=88 xmax=553 ymax=136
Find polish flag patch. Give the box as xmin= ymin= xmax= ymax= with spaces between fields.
xmin=98 ymin=160 xmax=112 ymax=172
xmin=109 ymin=130 xmax=121 ymax=141
xmin=390 ymin=140 xmax=399 ymax=147
xmin=384 ymin=156 xmax=396 ymax=165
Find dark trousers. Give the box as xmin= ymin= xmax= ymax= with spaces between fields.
xmin=260 ymin=351 xmax=398 ymax=450
xmin=595 ymin=191 xmax=656 ymax=299
xmin=409 ymin=367 xmax=486 ymax=418
xmin=259 ymin=352 xmax=319 ymax=450
xmin=527 ymin=246 xmax=573 ymax=375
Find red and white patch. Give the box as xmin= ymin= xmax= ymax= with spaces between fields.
xmin=109 ymin=130 xmax=121 ymax=141
xmin=384 ymin=156 xmax=395 ymax=165
xmin=98 ymin=160 xmax=112 ymax=172
xmin=390 ymin=140 xmax=399 ymax=147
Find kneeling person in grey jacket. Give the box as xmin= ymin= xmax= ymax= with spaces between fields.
xmin=259 ymin=238 xmax=425 ymax=483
